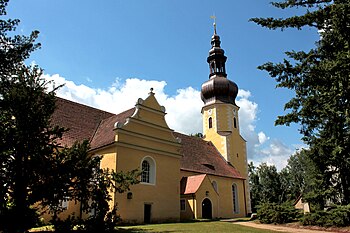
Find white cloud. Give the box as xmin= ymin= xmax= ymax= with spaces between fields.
xmin=258 ymin=132 xmax=269 ymax=145
xmin=43 ymin=74 xmax=201 ymax=134
xmin=44 ymin=73 xmax=297 ymax=170
xmin=235 ymin=90 xmax=297 ymax=170
xmin=253 ymin=140 xmax=294 ymax=170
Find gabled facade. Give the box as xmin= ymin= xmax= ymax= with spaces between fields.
xmin=49 ymin=29 xmax=251 ymax=223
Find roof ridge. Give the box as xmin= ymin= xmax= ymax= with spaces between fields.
xmin=101 ymin=107 xmax=135 ymax=123
xmin=173 ymin=132 xmax=205 ymax=141
xmin=90 ymin=119 xmax=104 ymax=145
xmin=56 ymin=96 xmax=114 ymax=116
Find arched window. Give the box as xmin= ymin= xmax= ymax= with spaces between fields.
xmin=141 ymin=160 xmax=150 ymax=183
xmin=212 ymin=181 xmax=218 ymax=193
xmin=208 ymin=117 xmax=213 ymax=129
xmin=234 ymin=117 xmax=237 ymax=128
xmin=141 ymin=156 xmax=156 ymax=184
xmin=232 ymin=184 xmax=239 ymax=213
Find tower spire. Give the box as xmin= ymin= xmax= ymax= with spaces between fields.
xmin=200 ymin=25 xmax=238 ymax=106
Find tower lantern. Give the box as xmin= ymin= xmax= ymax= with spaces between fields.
xmin=201 ymin=24 xmax=239 ymax=107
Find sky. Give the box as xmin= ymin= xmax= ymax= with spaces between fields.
xmin=6 ymin=0 xmax=320 ymax=170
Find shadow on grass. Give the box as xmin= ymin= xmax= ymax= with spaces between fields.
xmin=30 ymin=218 xmax=254 ymax=232
xmin=116 ymin=228 xmax=176 ymax=233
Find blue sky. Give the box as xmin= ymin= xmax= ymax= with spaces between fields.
xmin=7 ymin=0 xmax=319 ymax=169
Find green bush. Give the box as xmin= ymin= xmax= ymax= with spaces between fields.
xmin=257 ymin=202 xmax=302 ymax=224
xmin=51 ymin=215 xmax=77 ymax=232
xmin=302 ymin=205 xmax=350 ymax=227
xmin=0 ymin=207 xmax=42 ymax=232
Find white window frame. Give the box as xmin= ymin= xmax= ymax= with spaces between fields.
xmin=140 ymin=156 xmax=156 ymax=185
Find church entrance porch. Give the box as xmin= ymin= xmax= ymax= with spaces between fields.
xmin=202 ymin=198 xmax=212 ymax=219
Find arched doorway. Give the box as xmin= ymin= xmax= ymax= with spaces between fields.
xmin=202 ymin=198 xmax=212 ymax=219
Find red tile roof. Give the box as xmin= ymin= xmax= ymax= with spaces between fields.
xmin=89 ymin=108 xmax=135 ymax=150
xmin=51 ymin=97 xmax=131 ymax=149
xmin=174 ymin=132 xmax=244 ymax=179
xmin=52 ymin=97 xmax=244 ymax=179
xmin=180 ymin=174 xmax=206 ymax=194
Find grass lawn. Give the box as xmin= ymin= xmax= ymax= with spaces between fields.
xmin=117 ymin=221 xmax=278 ymax=233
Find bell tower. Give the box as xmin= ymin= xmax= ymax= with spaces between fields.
xmin=201 ymin=23 xmax=251 ymax=213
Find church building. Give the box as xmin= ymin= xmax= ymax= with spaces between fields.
xmin=50 ymin=28 xmax=251 ymax=223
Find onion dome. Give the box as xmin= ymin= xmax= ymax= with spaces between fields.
xmin=201 ymin=27 xmax=238 ymax=106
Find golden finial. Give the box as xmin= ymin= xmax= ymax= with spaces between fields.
xmin=210 ymin=15 xmax=217 ymax=34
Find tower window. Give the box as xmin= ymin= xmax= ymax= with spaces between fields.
xmin=208 ymin=117 xmax=213 ymax=129
xmin=234 ymin=117 xmax=237 ymax=128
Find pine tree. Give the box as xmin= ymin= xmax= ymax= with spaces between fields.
xmin=251 ymin=0 xmax=350 ymax=207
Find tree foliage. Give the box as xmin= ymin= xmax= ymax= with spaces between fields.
xmin=46 ymin=141 xmax=140 ymax=232
xmin=0 ymin=11 xmax=64 ymax=229
xmin=251 ymin=0 xmax=350 ymax=207
xmin=257 ymin=202 xmax=302 ymax=224
xmin=249 ymin=162 xmax=289 ymax=211
xmin=0 ymin=1 xmax=140 ymax=232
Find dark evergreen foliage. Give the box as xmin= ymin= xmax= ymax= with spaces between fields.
xmin=0 ymin=2 xmax=64 ymax=231
xmin=0 ymin=1 xmax=141 ymax=232
xmin=251 ymin=0 xmax=350 ymax=208
xmin=257 ymin=202 xmax=302 ymax=224
xmin=302 ymin=205 xmax=350 ymax=227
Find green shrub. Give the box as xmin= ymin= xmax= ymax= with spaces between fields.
xmin=51 ymin=215 xmax=77 ymax=232
xmin=302 ymin=205 xmax=350 ymax=227
xmin=257 ymin=202 xmax=302 ymax=224
xmin=0 ymin=207 xmax=42 ymax=232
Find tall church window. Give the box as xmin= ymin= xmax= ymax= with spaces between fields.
xmin=212 ymin=181 xmax=218 ymax=193
xmin=141 ymin=161 xmax=150 ymax=183
xmin=234 ymin=117 xmax=237 ymax=128
xmin=208 ymin=117 xmax=213 ymax=129
xmin=141 ymin=156 xmax=156 ymax=184
xmin=232 ymin=184 xmax=239 ymax=213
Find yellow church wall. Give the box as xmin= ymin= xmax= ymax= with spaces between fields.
xmin=38 ymin=200 xmax=81 ymax=224
xmin=193 ymin=176 xmax=219 ymax=219
xmin=116 ymin=129 xmax=180 ymax=156
xmin=111 ymin=92 xmax=182 ymax=223
xmin=136 ymin=107 xmax=169 ymax=129
xmin=202 ymin=102 xmax=251 ymax=214
xmin=115 ymin=146 xmax=181 ymax=223
xmin=39 ymin=146 xmax=118 ymax=223
xmin=92 ymin=146 xmax=118 ymax=170
xmin=121 ymin=121 xmax=176 ymax=142
xmin=202 ymin=105 xmax=228 ymax=160
xmin=93 ymin=146 xmax=119 ymax=211
xmin=180 ymin=170 xmax=247 ymax=219
xmin=226 ymin=135 xmax=248 ymax=178
xmin=180 ymin=196 xmax=196 ymax=220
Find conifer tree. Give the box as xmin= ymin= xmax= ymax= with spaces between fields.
xmin=0 ymin=1 xmax=64 ymax=231
xmin=251 ymin=0 xmax=350 ymax=207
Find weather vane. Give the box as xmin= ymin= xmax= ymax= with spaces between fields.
xmin=210 ymin=15 xmax=217 ymax=34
